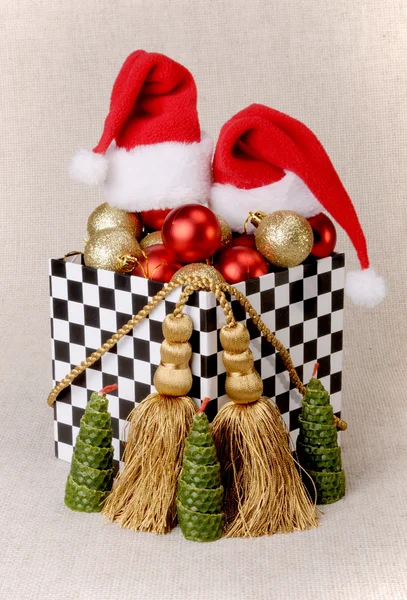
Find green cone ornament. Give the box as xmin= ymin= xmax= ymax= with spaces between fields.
xmin=297 ymin=365 xmax=346 ymax=504
xmin=177 ymin=398 xmax=224 ymax=542
xmin=64 ymin=384 xmax=116 ymax=512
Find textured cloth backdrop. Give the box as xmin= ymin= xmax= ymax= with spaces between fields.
xmin=1 ymin=1 xmax=406 ymax=599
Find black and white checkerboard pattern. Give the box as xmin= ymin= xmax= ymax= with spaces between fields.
xmin=50 ymin=253 xmax=345 ymax=468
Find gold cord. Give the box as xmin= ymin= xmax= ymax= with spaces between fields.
xmin=47 ymin=274 xmax=347 ymax=430
xmin=173 ymin=278 xmax=236 ymax=327
xmin=222 ymin=284 xmax=305 ymax=392
xmin=173 ymin=280 xmax=304 ymax=394
xmin=221 ymin=283 xmax=346 ymax=430
xmin=47 ymin=279 xmax=180 ymax=406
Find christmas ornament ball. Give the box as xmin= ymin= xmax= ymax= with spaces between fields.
xmin=140 ymin=231 xmax=163 ymax=250
xmin=140 ymin=209 xmax=171 ymax=230
xmin=216 ymin=215 xmax=233 ymax=250
xmin=162 ymin=204 xmax=222 ymax=263
xmin=230 ymin=234 xmax=256 ymax=249
xmin=132 ymin=245 xmax=183 ymax=283
xmin=84 ymin=227 xmax=143 ymax=273
xmin=215 ymin=246 xmax=269 ymax=284
xmin=172 ymin=263 xmax=225 ymax=285
xmin=87 ymin=203 xmax=142 ymax=239
xmin=252 ymin=210 xmax=314 ymax=268
xmin=307 ymin=213 xmax=337 ymax=258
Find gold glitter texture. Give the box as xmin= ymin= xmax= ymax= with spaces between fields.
xmin=216 ymin=214 xmax=233 ymax=250
xmin=140 ymin=231 xmax=163 ymax=250
xmin=87 ymin=202 xmax=142 ymax=239
xmin=172 ymin=263 xmax=225 ymax=284
xmin=251 ymin=210 xmax=313 ymax=268
xmin=84 ymin=227 xmax=143 ymax=273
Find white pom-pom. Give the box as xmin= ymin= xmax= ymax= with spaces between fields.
xmin=345 ymin=268 xmax=387 ymax=308
xmin=69 ymin=150 xmax=108 ymax=186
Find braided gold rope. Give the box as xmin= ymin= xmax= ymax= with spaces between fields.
xmin=47 ymin=279 xmax=180 ymax=406
xmin=173 ymin=279 xmax=305 ymax=392
xmin=47 ymin=274 xmax=347 ymax=430
xmin=221 ymin=283 xmax=347 ymax=431
xmin=173 ymin=278 xmax=236 ymax=327
xmin=172 ymin=278 xmax=346 ymax=430
xmin=223 ymin=284 xmax=305 ymax=392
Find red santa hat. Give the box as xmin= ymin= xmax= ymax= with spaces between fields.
xmin=210 ymin=104 xmax=386 ymax=308
xmin=69 ymin=50 xmax=213 ymax=212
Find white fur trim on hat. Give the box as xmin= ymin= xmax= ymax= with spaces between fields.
xmin=345 ymin=268 xmax=387 ymax=307
xmin=102 ymin=132 xmax=213 ymax=212
xmin=69 ymin=150 xmax=109 ymax=186
xmin=210 ymin=171 xmax=322 ymax=232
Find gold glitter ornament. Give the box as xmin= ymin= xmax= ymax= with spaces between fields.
xmin=216 ymin=214 xmax=233 ymax=250
xmin=140 ymin=231 xmax=163 ymax=250
xmin=87 ymin=203 xmax=143 ymax=239
xmin=171 ymin=263 xmax=225 ymax=285
xmin=247 ymin=210 xmax=314 ymax=268
xmin=84 ymin=227 xmax=143 ymax=273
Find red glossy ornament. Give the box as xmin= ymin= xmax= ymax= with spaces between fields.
xmin=215 ymin=246 xmax=269 ymax=284
xmin=162 ymin=204 xmax=222 ymax=263
xmin=307 ymin=213 xmax=337 ymax=258
xmin=140 ymin=209 xmax=172 ymax=230
xmin=229 ymin=234 xmax=256 ymax=249
xmin=132 ymin=245 xmax=183 ymax=283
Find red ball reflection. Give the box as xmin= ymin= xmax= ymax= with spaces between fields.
xmin=307 ymin=213 xmax=337 ymax=258
xmin=162 ymin=204 xmax=222 ymax=263
xmin=132 ymin=245 xmax=182 ymax=282
xmin=140 ymin=209 xmax=172 ymax=230
xmin=230 ymin=234 xmax=256 ymax=249
xmin=216 ymin=246 xmax=269 ymax=284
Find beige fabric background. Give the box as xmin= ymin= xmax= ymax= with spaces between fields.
xmin=1 ymin=1 xmax=406 ymax=599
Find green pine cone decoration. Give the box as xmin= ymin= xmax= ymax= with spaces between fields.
xmin=177 ymin=410 xmax=224 ymax=542
xmin=64 ymin=390 xmax=114 ymax=513
xmin=65 ymin=476 xmax=111 ymax=512
xmin=301 ymin=401 xmax=333 ymax=424
xmin=77 ymin=422 xmax=113 ymax=448
xmin=73 ymin=438 xmax=114 ymax=470
xmin=304 ymin=378 xmax=330 ymax=406
xmin=177 ymin=501 xmax=223 ymax=542
xmin=307 ymin=471 xmax=346 ymax=504
xmin=184 ymin=439 xmax=218 ymax=465
xmin=178 ymin=480 xmax=224 ymax=514
xmin=181 ymin=458 xmax=221 ymax=489
xmin=297 ymin=441 xmax=342 ymax=472
xmin=81 ymin=406 xmax=112 ymax=430
xmin=297 ymin=376 xmax=345 ymax=505
xmin=298 ymin=417 xmax=338 ymax=447
xmin=70 ymin=456 xmax=113 ymax=491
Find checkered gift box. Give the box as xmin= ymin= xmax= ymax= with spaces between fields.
xmin=49 ymin=253 xmax=345 ymax=469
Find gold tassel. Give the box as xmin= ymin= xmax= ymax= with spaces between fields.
xmin=211 ymin=322 xmax=318 ymax=538
xmin=102 ymin=313 xmax=197 ymax=534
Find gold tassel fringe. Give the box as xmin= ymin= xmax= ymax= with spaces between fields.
xmin=211 ymin=397 xmax=319 ymax=538
xmin=102 ymin=393 xmax=197 ymax=534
